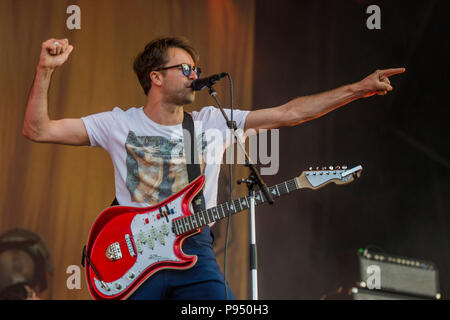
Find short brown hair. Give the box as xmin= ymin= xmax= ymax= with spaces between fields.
xmin=133 ymin=37 xmax=199 ymax=95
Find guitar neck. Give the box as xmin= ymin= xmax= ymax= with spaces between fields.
xmin=172 ymin=178 xmax=299 ymax=235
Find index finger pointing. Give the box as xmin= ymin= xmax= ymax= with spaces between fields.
xmin=379 ymin=67 xmax=406 ymax=78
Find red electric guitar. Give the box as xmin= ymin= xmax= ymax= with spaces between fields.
xmin=83 ymin=165 xmax=362 ymax=299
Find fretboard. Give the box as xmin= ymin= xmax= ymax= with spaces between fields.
xmin=172 ymin=178 xmax=299 ymax=235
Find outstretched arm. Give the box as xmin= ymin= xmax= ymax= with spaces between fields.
xmin=244 ymin=68 xmax=406 ymax=132
xmin=23 ymin=38 xmax=89 ymax=146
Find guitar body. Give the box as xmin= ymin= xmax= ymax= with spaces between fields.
xmin=85 ymin=175 xmax=205 ymax=300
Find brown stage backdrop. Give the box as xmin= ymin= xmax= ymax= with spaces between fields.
xmin=0 ymin=0 xmax=254 ymax=299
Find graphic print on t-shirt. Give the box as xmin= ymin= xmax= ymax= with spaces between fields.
xmin=125 ymin=130 xmax=206 ymax=205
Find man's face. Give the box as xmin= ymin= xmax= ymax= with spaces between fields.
xmin=159 ymin=47 xmax=199 ymax=106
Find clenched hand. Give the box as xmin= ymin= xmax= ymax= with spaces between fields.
xmin=38 ymin=38 xmax=74 ymax=70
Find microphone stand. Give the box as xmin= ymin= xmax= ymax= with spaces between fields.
xmin=207 ymin=85 xmax=274 ymax=300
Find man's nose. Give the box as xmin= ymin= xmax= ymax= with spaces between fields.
xmin=189 ymin=70 xmax=198 ymax=80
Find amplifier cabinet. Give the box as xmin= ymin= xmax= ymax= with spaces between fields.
xmin=358 ymin=249 xmax=440 ymax=299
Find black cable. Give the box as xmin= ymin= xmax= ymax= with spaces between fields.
xmin=223 ymin=74 xmax=234 ymax=300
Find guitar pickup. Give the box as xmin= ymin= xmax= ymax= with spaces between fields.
xmin=125 ymin=234 xmax=136 ymax=257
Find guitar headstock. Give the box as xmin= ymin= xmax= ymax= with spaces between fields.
xmin=296 ymin=165 xmax=363 ymax=190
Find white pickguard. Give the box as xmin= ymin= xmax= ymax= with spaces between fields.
xmin=94 ymin=197 xmax=187 ymax=296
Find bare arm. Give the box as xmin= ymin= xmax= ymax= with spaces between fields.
xmin=23 ymin=38 xmax=89 ymax=146
xmin=245 ymin=68 xmax=406 ymax=132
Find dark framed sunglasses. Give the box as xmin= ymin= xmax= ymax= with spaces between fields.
xmin=154 ymin=63 xmax=202 ymax=78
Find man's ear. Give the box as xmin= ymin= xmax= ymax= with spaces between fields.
xmin=150 ymin=71 xmax=163 ymax=87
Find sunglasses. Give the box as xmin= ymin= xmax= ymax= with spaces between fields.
xmin=154 ymin=63 xmax=202 ymax=78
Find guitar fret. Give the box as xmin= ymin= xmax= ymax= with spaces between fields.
xmin=214 ymin=207 xmax=220 ymax=220
xmin=212 ymin=207 xmax=220 ymax=220
xmin=178 ymin=219 xmax=185 ymax=234
xmin=237 ymin=197 xmax=248 ymax=211
xmin=278 ymin=182 xmax=287 ymax=195
xmin=206 ymin=209 xmax=213 ymax=222
xmin=293 ymin=178 xmax=299 ymax=189
xmin=277 ymin=183 xmax=284 ymax=195
xmin=196 ymin=214 xmax=201 ymax=227
xmin=202 ymin=210 xmax=207 ymax=224
xmin=287 ymin=179 xmax=295 ymax=191
xmin=191 ymin=214 xmax=198 ymax=228
xmin=226 ymin=203 xmax=231 ymax=216
xmin=290 ymin=179 xmax=296 ymax=191
xmin=275 ymin=184 xmax=281 ymax=196
xmin=244 ymin=196 xmax=250 ymax=209
xmin=205 ymin=209 xmax=211 ymax=223
xmin=173 ymin=220 xmax=179 ymax=235
xmin=177 ymin=219 xmax=182 ymax=235
xmin=199 ymin=211 xmax=206 ymax=225
xmin=184 ymin=217 xmax=191 ymax=231
xmin=284 ymin=181 xmax=290 ymax=193
xmin=227 ymin=202 xmax=235 ymax=214
xmin=235 ymin=199 xmax=243 ymax=212
xmin=217 ymin=206 xmax=224 ymax=219
xmin=219 ymin=204 xmax=227 ymax=218
xmin=225 ymin=204 xmax=230 ymax=216
xmin=206 ymin=209 xmax=212 ymax=224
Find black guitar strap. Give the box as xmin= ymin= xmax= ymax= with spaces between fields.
xmin=181 ymin=111 xmax=206 ymax=212
xmin=110 ymin=112 xmax=205 ymax=211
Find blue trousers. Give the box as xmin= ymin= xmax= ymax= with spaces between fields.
xmin=128 ymin=226 xmax=235 ymax=300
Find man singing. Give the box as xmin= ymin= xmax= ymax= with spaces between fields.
xmin=23 ymin=36 xmax=404 ymax=299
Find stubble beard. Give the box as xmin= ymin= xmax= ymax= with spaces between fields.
xmin=164 ymin=86 xmax=195 ymax=106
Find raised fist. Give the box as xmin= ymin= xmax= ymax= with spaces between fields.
xmin=38 ymin=38 xmax=74 ymax=70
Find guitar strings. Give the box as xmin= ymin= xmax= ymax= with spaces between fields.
xmin=94 ymin=180 xmax=298 ymax=251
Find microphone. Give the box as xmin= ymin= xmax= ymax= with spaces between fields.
xmin=191 ymin=72 xmax=228 ymax=91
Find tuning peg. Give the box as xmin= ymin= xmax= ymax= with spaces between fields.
xmin=316 ymin=167 xmax=320 ymax=171
xmin=321 ymin=166 xmax=327 ymax=170
xmin=342 ymin=165 xmax=347 ymax=170
xmin=335 ymin=165 xmax=341 ymax=170
xmin=329 ymin=166 xmax=334 ymax=170
xmin=309 ymin=167 xmax=313 ymax=171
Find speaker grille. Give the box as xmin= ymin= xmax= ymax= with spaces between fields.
xmin=358 ymin=250 xmax=439 ymax=298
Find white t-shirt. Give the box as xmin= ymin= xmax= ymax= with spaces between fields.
xmin=81 ymin=106 xmax=249 ymax=211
